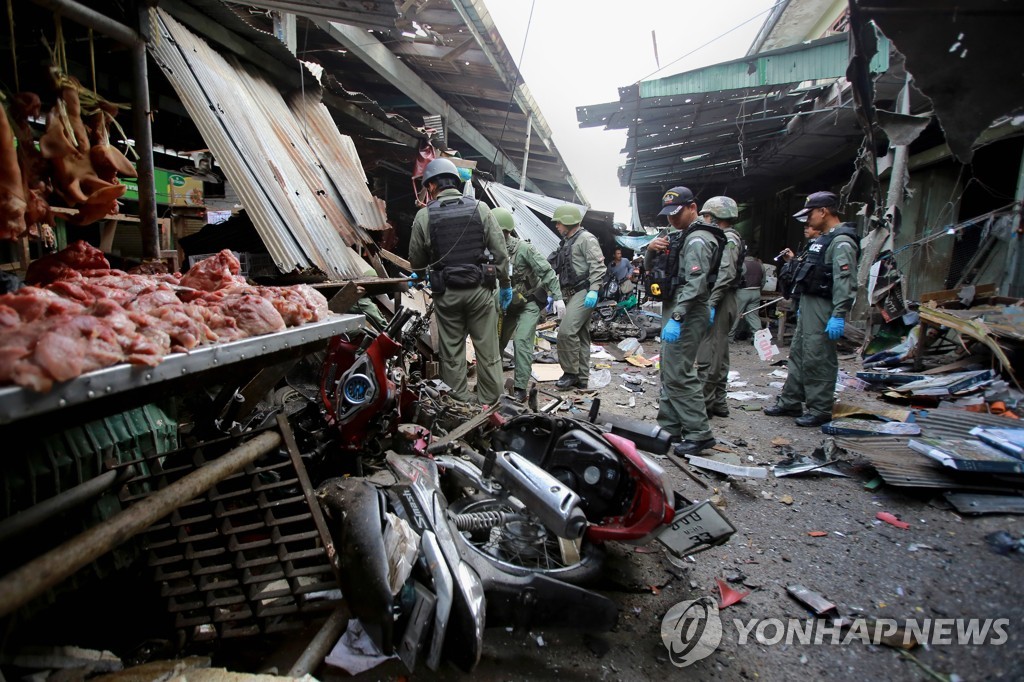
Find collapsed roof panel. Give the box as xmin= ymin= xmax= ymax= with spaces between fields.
xmin=152 ymin=8 xmax=372 ymax=278
xmin=852 ymin=0 xmax=1024 ymax=164
xmin=222 ymin=0 xmax=583 ymax=202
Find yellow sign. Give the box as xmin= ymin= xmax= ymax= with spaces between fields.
xmin=167 ymin=174 xmax=205 ymax=207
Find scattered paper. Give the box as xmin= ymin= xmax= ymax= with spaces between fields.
xmin=626 ymin=354 xmax=654 ymax=367
xmin=531 ymin=363 xmax=564 ymax=382
xmin=727 ymin=391 xmax=771 ymax=401
xmin=754 ymin=328 xmax=780 ymax=362
xmin=325 ymin=620 xmax=399 ymax=675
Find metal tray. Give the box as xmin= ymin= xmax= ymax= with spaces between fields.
xmin=0 ymin=314 xmax=363 ymax=425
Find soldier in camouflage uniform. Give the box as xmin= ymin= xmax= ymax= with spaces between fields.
xmin=550 ymin=205 xmax=606 ymax=391
xmin=696 ymin=196 xmax=745 ymax=418
xmin=493 ymin=207 xmax=564 ymax=401
xmin=646 ymin=187 xmax=725 ymax=456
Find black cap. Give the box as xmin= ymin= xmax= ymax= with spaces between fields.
xmin=793 ymin=191 xmax=838 ymax=220
xmin=658 ymin=186 xmax=696 ymax=216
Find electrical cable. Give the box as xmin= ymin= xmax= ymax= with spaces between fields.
xmin=489 ymin=0 xmax=537 ymax=179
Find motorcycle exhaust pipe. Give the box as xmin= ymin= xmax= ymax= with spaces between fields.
xmin=490 ymin=451 xmax=587 ymax=540
xmin=594 ymin=412 xmax=672 ymax=455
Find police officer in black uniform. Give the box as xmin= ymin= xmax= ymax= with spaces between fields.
xmin=766 ymin=191 xmax=859 ymax=426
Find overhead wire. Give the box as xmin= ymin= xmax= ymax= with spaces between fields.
xmin=633 ymin=0 xmax=787 ymax=85
xmin=489 ymin=0 xmax=537 ymax=183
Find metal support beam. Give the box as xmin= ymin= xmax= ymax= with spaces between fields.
xmin=135 ymin=3 xmax=158 ymax=259
xmin=315 ymin=19 xmax=544 ymax=195
xmin=32 ymin=0 xmax=143 ymax=46
xmin=32 ymin=0 xmax=159 ymax=258
xmin=519 ymin=115 xmax=531 ymax=191
xmin=321 ymin=92 xmax=418 ymax=148
xmin=287 ymin=608 xmax=349 ymax=677
xmin=0 ymin=431 xmax=282 ymax=618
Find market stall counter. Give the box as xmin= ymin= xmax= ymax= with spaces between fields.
xmin=0 ymin=314 xmax=363 ymax=427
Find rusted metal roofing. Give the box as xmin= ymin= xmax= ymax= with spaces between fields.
xmin=151 ymin=8 xmax=371 ymax=279
xmin=220 ymin=0 xmax=583 ymax=202
xmin=290 ymin=93 xmax=390 ymax=233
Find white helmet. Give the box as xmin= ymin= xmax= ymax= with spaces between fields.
xmin=422 ymin=158 xmax=461 ymax=185
xmin=700 ymin=196 xmax=739 ymax=221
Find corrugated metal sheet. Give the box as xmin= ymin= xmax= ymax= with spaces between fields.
xmin=290 ymin=93 xmax=389 ymax=233
xmin=151 ymin=9 xmax=370 ymax=279
xmin=639 ymin=34 xmax=889 ymax=98
xmin=482 ymin=182 xmax=587 ymax=258
xmin=835 ymin=408 xmax=1024 ymax=489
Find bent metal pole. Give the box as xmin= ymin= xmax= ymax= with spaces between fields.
xmin=0 ymin=431 xmax=282 ymax=618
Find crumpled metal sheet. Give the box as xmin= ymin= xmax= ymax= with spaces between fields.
xmin=875 ymin=109 xmax=933 ymax=146
xmin=855 ymin=0 xmax=1024 ymax=163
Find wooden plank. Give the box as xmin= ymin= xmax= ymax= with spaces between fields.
xmin=327 ymin=282 xmax=362 ymax=315
xmin=379 ymin=248 xmax=411 ymax=271
xmin=919 ymin=283 xmax=998 ymax=305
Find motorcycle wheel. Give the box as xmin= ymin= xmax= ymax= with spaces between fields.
xmin=448 ymin=495 xmax=605 ymax=586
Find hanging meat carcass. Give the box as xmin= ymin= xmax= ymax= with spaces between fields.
xmin=89 ymin=102 xmax=136 ymax=183
xmin=40 ymin=75 xmax=126 ymax=224
xmin=0 ymin=99 xmax=28 ymax=240
xmin=11 ymin=93 xmax=56 ymax=238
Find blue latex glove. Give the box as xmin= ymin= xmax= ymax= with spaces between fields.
xmin=662 ymin=318 xmax=682 ymax=343
xmin=584 ymin=291 xmax=598 ymax=308
xmin=546 ymin=295 xmax=554 ymax=313
xmin=408 ymin=272 xmax=419 ymax=289
xmin=500 ymin=287 xmax=513 ymax=311
xmin=826 ymin=316 xmax=845 ymax=340
xmin=709 ymin=307 xmax=716 ymax=327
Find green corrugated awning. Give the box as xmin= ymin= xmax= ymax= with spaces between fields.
xmin=639 ymin=33 xmax=889 ymax=98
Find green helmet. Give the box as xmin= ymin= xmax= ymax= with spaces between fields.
xmin=551 ymin=204 xmax=583 ymax=226
xmin=700 ymin=196 xmax=739 ymax=221
xmin=492 ymin=207 xmax=515 ymax=232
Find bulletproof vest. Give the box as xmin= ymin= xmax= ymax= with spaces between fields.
xmin=428 ymin=196 xmax=486 ymax=289
xmin=656 ymin=220 xmax=727 ymax=302
xmin=549 ymin=228 xmax=589 ymax=293
xmin=793 ymin=224 xmax=859 ymax=298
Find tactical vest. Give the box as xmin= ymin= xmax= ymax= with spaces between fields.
xmin=647 ymin=221 xmax=726 ymax=302
xmin=549 ymin=228 xmax=589 ymax=295
xmin=792 ymin=224 xmax=859 ymax=298
xmin=428 ymin=196 xmax=486 ymax=289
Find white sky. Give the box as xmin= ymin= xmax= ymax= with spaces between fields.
xmin=484 ymin=0 xmax=779 ymax=224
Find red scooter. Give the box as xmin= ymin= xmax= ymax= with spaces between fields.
xmin=319 ymin=307 xmax=421 ymax=453
xmin=484 ymin=409 xmax=735 ymax=555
